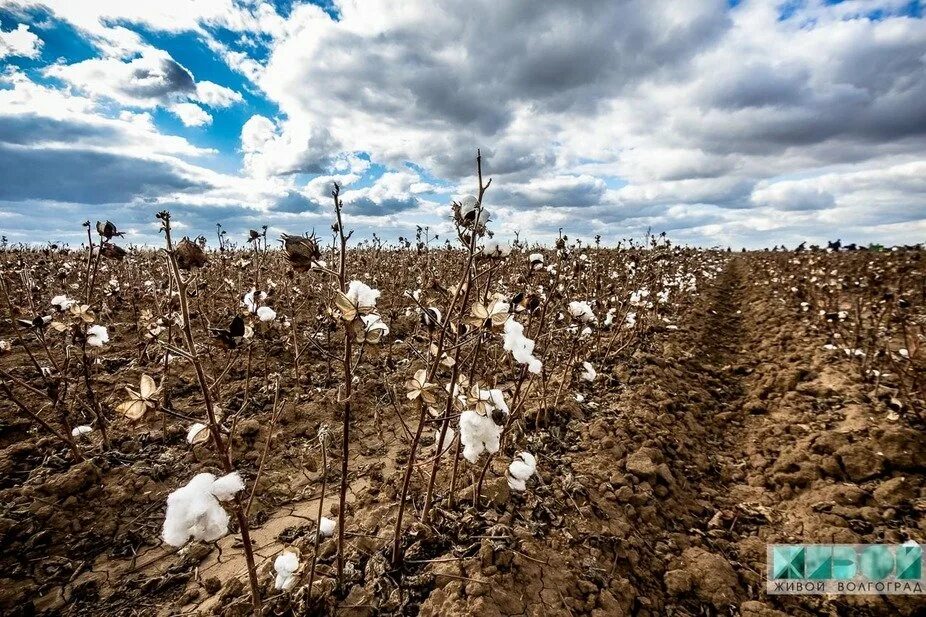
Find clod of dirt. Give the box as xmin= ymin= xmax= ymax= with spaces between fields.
xmin=876 ymin=428 xmax=925 ymax=470
xmin=663 ymin=568 xmax=692 ymax=595
xmin=740 ymin=600 xmax=792 ymax=617
xmin=835 ymin=442 xmax=886 ymax=481
xmin=625 ymin=446 xmax=660 ymax=478
xmin=38 ymin=461 xmax=101 ymax=497
xmin=678 ymin=547 xmax=740 ymax=607
xmin=872 ymin=476 xmax=917 ymax=506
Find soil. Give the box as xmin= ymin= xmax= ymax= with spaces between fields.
xmin=1 ymin=254 xmax=924 ymax=616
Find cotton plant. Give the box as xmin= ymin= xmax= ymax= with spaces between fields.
xmin=458 ymin=385 xmax=510 ymax=463
xmin=243 ymin=289 xmax=277 ymax=322
xmin=162 ymin=471 xmax=246 ymax=547
xmin=480 ymin=237 xmax=512 ymax=258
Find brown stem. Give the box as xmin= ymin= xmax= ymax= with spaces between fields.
xmin=159 ymin=213 xmax=261 ymax=612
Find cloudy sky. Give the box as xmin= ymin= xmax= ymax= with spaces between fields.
xmin=0 ymin=0 xmax=924 ymax=248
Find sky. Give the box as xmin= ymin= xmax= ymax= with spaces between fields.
xmin=0 ymin=0 xmax=924 ymax=249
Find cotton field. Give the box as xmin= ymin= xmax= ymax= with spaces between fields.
xmin=0 ymin=155 xmax=923 ymax=616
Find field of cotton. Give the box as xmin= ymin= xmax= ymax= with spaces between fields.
xmin=0 ymin=162 xmax=923 ymax=617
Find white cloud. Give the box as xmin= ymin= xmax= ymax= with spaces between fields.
xmin=240 ymin=114 xmax=336 ymax=177
xmin=45 ymin=50 xmax=196 ymax=107
xmin=0 ymin=23 xmax=43 ymax=59
xmin=171 ymin=102 xmax=212 ymax=127
xmin=194 ymin=80 xmax=243 ymax=108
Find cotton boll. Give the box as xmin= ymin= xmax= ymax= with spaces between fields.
xmin=459 ymin=410 xmax=503 ymax=463
xmin=211 ymin=472 xmax=245 ymax=501
xmin=481 ymin=238 xmax=511 ymax=258
xmin=459 ymin=195 xmax=479 ymax=220
xmin=359 ymin=314 xmax=390 ymax=343
xmin=507 ymin=452 xmax=537 ymax=491
xmin=581 ymin=361 xmax=597 ymax=382
xmin=274 ymin=550 xmax=300 ymax=591
xmin=567 ymin=301 xmax=596 ymax=323
xmin=86 ymin=325 xmax=109 ymax=347
xmin=318 ymin=516 xmax=336 ymax=537
xmin=346 ymin=280 xmax=380 ymax=308
xmin=51 ymin=295 xmax=76 ymax=310
xmin=603 ymin=308 xmax=616 ymax=327
xmin=502 ymin=318 xmax=543 ymax=374
xmin=71 ymin=425 xmax=93 ymax=437
xmin=256 ymin=306 xmax=276 ymax=322
xmin=162 ymin=472 xmax=245 ymax=547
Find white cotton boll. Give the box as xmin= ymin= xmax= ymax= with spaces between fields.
xmin=187 ymin=422 xmax=208 ymax=444
xmin=51 ymin=295 xmax=76 ymax=310
xmin=580 ymin=326 xmax=592 ymax=338
xmin=86 ymin=325 xmax=109 ymax=347
xmin=459 ymin=410 xmax=503 ymax=463
xmin=211 ymin=472 xmax=245 ymax=501
xmin=604 ymin=308 xmax=616 ymax=327
xmin=318 ymin=516 xmax=336 ymax=537
xmin=72 ymin=425 xmax=93 ymax=437
xmin=162 ymin=472 xmax=242 ymax=547
xmin=460 ymin=195 xmax=479 ymax=219
xmin=346 ymin=280 xmax=380 ymax=308
xmin=581 ymin=361 xmax=597 ymax=382
xmin=481 ymin=238 xmax=511 ymax=258
xmin=503 ymin=317 xmax=543 ymax=373
xmin=274 ymin=550 xmax=300 ymax=591
xmin=256 ymin=306 xmax=277 ymax=322
xmin=625 ymin=312 xmax=637 ymax=328
xmin=567 ymin=301 xmax=596 ymax=323
xmin=575 ymin=393 xmax=585 ymax=403
xmin=899 ymin=348 xmax=909 ymax=358
xmin=507 ymin=452 xmax=536 ymax=491
xmin=487 ymin=388 xmax=509 ymax=415
xmin=421 ymin=306 xmax=442 ymax=328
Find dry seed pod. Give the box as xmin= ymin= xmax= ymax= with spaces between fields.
xmin=176 ymin=238 xmax=208 ymax=270
xmin=281 ymin=233 xmax=321 ymax=272
xmin=96 ymin=220 xmax=124 ymax=240
xmin=100 ymin=243 xmax=127 ymax=261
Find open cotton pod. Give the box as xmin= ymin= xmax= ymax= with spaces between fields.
xmin=273 ymin=547 xmax=301 ymax=591
xmin=186 ymin=423 xmax=210 ymax=445
xmin=507 ymin=452 xmax=537 ymax=492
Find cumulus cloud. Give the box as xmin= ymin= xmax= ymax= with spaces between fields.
xmin=1 ymin=0 xmax=925 ymax=247
xmin=46 ymin=50 xmax=195 ymax=107
xmin=0 ymin=22 xmax=42 ymax=59
xmin=194 ymin=81 xmax=243 ymax=108
xmin=171 ymin=102 xmax=212 ymax=127
xmin=241 ymin=115 xmax=336 ymax=177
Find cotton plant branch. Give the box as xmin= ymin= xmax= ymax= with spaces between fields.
xmin=156 ymin=211 xmax=262 ymax=612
